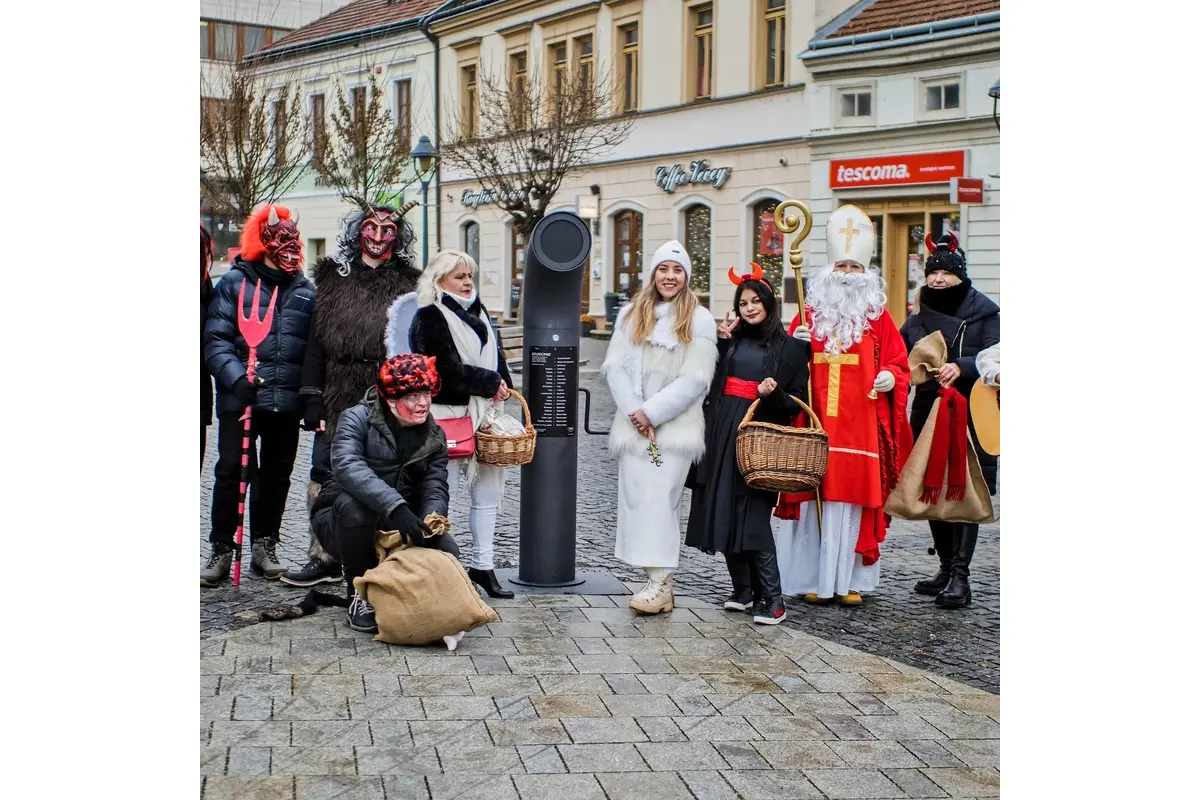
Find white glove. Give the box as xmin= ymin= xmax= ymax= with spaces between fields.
xmin=792 ymin=325 xmax=811 ymax=342
xmin=872 ymin=370 xmax=896 ymax=393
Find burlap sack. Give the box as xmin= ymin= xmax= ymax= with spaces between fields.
xmin=353 ymin=531 xmax=498 ymax=646
xmin=884 ymin=396 xmax=996 ymax=524
xmin=908 ymin=331 xmax=948 ymax=386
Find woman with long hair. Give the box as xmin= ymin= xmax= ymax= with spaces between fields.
xmin=404 ymin=250 xmax=515 ymax=599
xmin=602 ymin=241 xmax=718 ymax=615
xmin=201 ymin=224 xmax=214 ymax=469
xmin=685 ymin=267 xmax=810 ymax=625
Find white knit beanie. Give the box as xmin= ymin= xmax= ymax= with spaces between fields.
xmin=643 ymin=240 xmax=693 ymax=287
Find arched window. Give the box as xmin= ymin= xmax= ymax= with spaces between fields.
xmin=613 ymin=209 xmax=643 ymax=297
xmin=683 ymin=204 xmax=712 ymax=300
xmin=463 ymin=221 xmax=480 ymax=267
xmin=752 ymin=198 xmax=784 ymax=291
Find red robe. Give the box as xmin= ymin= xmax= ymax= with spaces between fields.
xmin=775 ymin=309 xmax=914 ymax=566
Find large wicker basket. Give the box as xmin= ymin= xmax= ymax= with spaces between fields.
xmin=735 ymin=395 xmax=828 ymax=493
xmin=475 ymin=389 xmax=537 ymax=467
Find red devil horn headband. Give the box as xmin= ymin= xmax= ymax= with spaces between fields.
xmin=925 ymin=231 xmax=960 ymax=253
xmin=726 ymin=261 xmax=765 ymax=286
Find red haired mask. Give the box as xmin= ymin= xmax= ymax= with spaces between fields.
xmin=261 ymin=206 xmax=302 ymax=273
xmin=727 ymin=261 xmax=769 ymax=288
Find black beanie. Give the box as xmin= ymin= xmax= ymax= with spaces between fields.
xmin=924 ymin=232 xmax=967 ymax=280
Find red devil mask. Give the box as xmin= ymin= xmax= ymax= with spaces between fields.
xmin=262 ymin=206 xmax=302 ymax=273
xmin=361 ymin=212 xmax=399 ymax=260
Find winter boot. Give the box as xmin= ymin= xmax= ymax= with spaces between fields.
xmin=281 ymin=533 xmax=342 ymax=587
xmin=630 ymin=569 xmax=674 ymax=614
xmin=936 ymin=524 xmax=978 ymax=609
xmin=251 ymin=537 xmax=285 ymax=579
xmin=915 ymin=523 xmax=954 ymax=596
xmin=200 ymin=544 xmax=233 ymax=587
xmin=751 ymin=550 xmax=787 ymax=625
xmin=723 ymin=553 xmax=755 ymax=611
xmin=468 ymin=568 xmax=516 ymax=599
xmin=345 ymin=595 xmax=378 ymax=633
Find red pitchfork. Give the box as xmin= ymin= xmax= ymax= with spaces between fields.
xmin=232 ymin=279 xmax=279 ymax=589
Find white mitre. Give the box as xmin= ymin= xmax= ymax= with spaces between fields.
xmin=826 ymin=204 xmax=875 ymax=268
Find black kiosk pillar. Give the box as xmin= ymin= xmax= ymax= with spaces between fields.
xmin=513 ymin=211 xmax=590 ymax=587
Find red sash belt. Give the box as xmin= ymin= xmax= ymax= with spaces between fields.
xmin=724 ymin=376 xmax=760 ymax=400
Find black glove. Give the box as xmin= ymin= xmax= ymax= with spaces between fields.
xmin=232 ymin=377 xmax=258 ymax=407
xmin=385 ymin=504 xmax=433 ymax=544
xmin=301 ymin=396 xmax=324 ymax=432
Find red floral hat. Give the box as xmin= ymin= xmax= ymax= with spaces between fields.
xmin=377 ymin=354 xmax=441 ymax=399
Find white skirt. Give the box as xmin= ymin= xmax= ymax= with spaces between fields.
xmin=614 ymin=449 xmax=690 ymax=569
xmin=776 ymin=500 xmax=881 ymax=598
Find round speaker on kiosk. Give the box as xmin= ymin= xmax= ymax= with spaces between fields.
xmin=529 ymin=211 xmax=590 ymax=273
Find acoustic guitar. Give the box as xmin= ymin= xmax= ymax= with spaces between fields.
xmin=969 ymin=378 xmax=1000 ymax=456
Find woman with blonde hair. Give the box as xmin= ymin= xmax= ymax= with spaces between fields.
xmin=602 ymin=241 xmax=718 ymax=614
xmin=386 ymin=249 xmax=515 ymax=598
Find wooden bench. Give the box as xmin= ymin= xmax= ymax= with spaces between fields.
xmin=498 ymin=325 xmax=523 ymax=372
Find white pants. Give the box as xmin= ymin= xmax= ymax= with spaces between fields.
xmin=614 ymin=450 xmax=690 ymax=571
xmin=776 ymin=500 xmax=881 ymax=598
xmin=448 ymin=460 xmax=506 ymax=570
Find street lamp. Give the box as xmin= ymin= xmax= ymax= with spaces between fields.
xmin=411 ymin=134 xmax=439 ymax=267
xmin=988 ymin=79 xmax=1000 ymax=132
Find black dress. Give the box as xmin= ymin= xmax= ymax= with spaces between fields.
xmin=685 ymin=332 xmax=810 ymax=555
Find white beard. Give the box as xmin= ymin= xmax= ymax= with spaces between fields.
xmin=807 ymin=266 xmax=886 ymax=356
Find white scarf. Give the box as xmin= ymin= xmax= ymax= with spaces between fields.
xmin=621 ymin=303 xmax=679 ymax=401
xmin=432 ymin=295 xmax=499 ymax=485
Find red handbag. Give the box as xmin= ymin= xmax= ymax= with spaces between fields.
xmin=437 ymin=416 xmax=476 ymax=458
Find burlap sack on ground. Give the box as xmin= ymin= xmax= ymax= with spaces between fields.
xmin=884 ymin=396 xmax=996 ymax=524
xmin=353 ymin=531 xmax=498 ymax=645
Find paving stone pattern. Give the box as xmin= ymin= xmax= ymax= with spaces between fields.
xmin=202 ymin=374 xmax=999 ymax=693
xmin=201 ymin=595 xmax=999 ymax=799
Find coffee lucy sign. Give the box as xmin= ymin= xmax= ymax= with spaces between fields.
xmin=655 ymin=159 xmax=733 ymax=193
xmin=461 ymin=187 xmax=524 ymax=209
xmin=830 ymin=151 xmax=965 ymax=189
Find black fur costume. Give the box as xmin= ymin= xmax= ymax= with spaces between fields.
xmin=299 ymin=206 xmax=420 ymax=566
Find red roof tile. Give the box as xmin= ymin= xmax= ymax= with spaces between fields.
xmin=830 ymin=0 xmax=999 ymax=39
xmin=262 ymin=0 xmax=450 ymax=53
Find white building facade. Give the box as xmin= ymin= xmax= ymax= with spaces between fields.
xmin=799 ymin=1 xmax=1000 ymax=320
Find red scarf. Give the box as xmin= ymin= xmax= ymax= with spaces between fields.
xmin=922 ymin=386 xmax=968 ymax=504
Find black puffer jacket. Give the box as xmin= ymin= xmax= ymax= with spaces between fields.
xmin=202 ymin=277 xmax=214 ymax=426
xmin=900 ymin=282 xmax=1000 ymax=492
xmin=409 ymin=294 xmax=512 ymax=407
xmin=204 ymin=257 xmax=316 ymax=416
xmin=324 ymin=387 xmax=450 ymax=519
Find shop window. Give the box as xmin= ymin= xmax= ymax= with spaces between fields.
xmin=839 ymin=88 xmax=872 ymax=121
xmin=762 ymin=0 xmax=787 ymax=88
xmin=684 ymin=204 xmax=712 ymax=300
xmin=613 ymin=209 xmax=643 ymax=295
xmin=692 ymin=5 xmax=714 ymax=100
xmin=463 ymin=221 xmax=481 ymax=267
xmin=752 ymin=198 xmax=784 ymax=291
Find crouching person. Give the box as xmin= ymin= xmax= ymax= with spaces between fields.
xmin=311 ymin=353 xmax=458 ymax=633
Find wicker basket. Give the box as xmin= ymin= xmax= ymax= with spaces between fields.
xmin=475 ymin=389 xmax=537 ymax=467
xmin=735 ymin=395 xmax=828 ymax=493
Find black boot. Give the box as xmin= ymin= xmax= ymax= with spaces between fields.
xmin=723 ymin=553 xmax=754 ymax=611
xmin=751 ymin=550 xmax=787 ymax=625
xmin=468 ymin=568 xmax=515 ymax=599
xmin=936 ymin=524 xmax=978 ymax=609
xmin=915 ymin=523 xmax=954 ymax=596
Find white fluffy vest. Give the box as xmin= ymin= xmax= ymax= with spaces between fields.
xmin=602 ymin=303 xmax=718 ymax=463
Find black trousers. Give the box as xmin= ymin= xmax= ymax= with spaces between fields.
xmin=210 ymin=409 xmax=301 ymax=548
xmin=313 ymin=493 xmax=460 ymax=596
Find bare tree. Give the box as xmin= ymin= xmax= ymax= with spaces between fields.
xmin=441 ymin=57 xmax=633 ymax=237
xmin=311 ymin=71 xmax=414 ymax=212
xmin=200 ymin=65 xmax=310 ymax=219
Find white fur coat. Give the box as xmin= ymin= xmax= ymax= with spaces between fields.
xmin=601 ymin=303 xmax=718 ymax=462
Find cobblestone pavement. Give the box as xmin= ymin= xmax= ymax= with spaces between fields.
xmin=201 ymin=593 xmax=1000 ymax=800
xmin=202 ymin=373 xmax=1000 ymax=694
